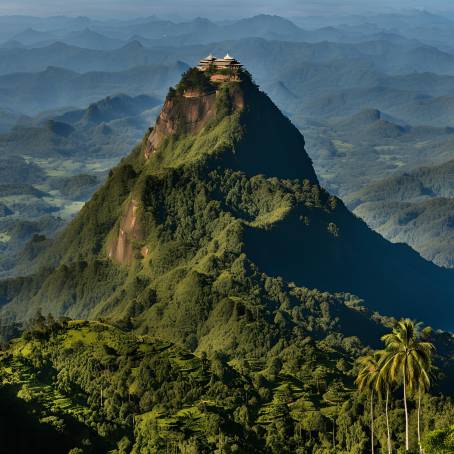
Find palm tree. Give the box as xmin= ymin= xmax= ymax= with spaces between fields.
xmin=380 ymin=319 xmax=434 ymax=452
xmin=415 ymin=375 xmax=430 ymax=453
xmin=355 ymin=352 xmax=381 ymax=454
xmin=413 ymin=351 xmax=432 ymax=453
xmin=376 ymin=350 xmax=395 ymax=454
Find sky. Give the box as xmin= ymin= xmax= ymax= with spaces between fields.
xmin=2 ymin=0 xmax=454 ymax=19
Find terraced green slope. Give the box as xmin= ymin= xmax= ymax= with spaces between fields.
xmin=0 ymin=318 xmax=371 ymax=452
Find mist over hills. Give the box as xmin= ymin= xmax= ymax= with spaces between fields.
xmin=0 ymin=62 xmax=185 ymax=114
xmin=300 ymin=108 xmax=454 ymax=196
xmin=346 ymin=159 xmax=454 ymax=267
xmin=2 ymin=11 xmax=454 ymax=50
xmin=1 ymin=37 xmax=452 ymax=76
xmin=4 ymin=35 xmax=454 ymax=122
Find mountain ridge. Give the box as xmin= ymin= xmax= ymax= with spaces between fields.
xmin=347 ymin=159 xmax=454 ymax=267
xmin=1 ymin=66 xmax=454 ymax=341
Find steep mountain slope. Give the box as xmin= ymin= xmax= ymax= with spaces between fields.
xmin=1 ymin=67 xmax=454 ymax=340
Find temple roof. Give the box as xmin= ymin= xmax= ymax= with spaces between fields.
xmin=197 ymin=53 xmax=242 ymax=72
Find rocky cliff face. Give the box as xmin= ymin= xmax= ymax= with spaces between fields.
xmin=144 ymin=90 xmax=218 ymax=159
xmin=107 ymin=198 xmax=143 ymax=265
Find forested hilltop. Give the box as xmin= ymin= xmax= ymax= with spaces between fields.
xmin=1 ymin=311 xmax=454 ymax=453
xmin=0 ymin=67 xmax=454 ymax=453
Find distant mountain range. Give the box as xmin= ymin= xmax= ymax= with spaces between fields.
xmin=0 ymin=35 xmax=452 ymax=77
xmin=0 ymin=62 xmax=185 ymax=113
xmin=301 ymin=108 xmax=454 ymax=196
xmin=5 ymin=37 xmax=454 ymax=124
xmin=346 ymin=159 xmax=454 ymax=268
xmin=0 ymin=93 xmax=162 ymax=275
xmin=1 ymin=11 xmax=454 ymax=51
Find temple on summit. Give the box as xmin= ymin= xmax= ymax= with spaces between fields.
xmin=197 ymin=53 xmax=243 ymax=81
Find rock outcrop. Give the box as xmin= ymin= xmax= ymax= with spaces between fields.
xmin=107 ymin=198 xmax=143 ymax=265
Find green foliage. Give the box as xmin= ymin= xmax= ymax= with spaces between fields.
xmin=175 ymin=68 xmax=215 ymax=95
xmin=1 ymin=67 xmax=454 ymax=453
xmin=423 ymin=425 xmax=454 ymax=453
xmin=347 ymin=159 xmax=454 ymax=268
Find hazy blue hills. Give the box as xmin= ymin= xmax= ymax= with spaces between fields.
xmin=2 ymin=11 xmax=454 ymax=53
xmin=345 ymin=160 xmax=454 ymax=267
xmin=0 ymin=13 xmax=450 ymax=52
xmin=0 ymin=37 xmax=450 ymax=78
xmin=0 ymin=15 xmax=371 ymax=48
xmin=301 ymin=87 xmax=454 ymax=127
xmin=54 ymin=93 xmax=161 ymax=126
xmin=59 ymin=28 xmax=124 ymax=51
xmin=0 ymin=92 xmax=161 ymax=170
xmin=0 ymin=93 xmax=162 ymax=275
xmin=0 ymin=92 xmax=161 ymax=176
xmin=0 ymin=108 xmax=22 ymax=133
xmin=0 ymin=41 xmax=182 ymax=75
xmin=6 ymin=37 xmax=454 ymax=125
xmin=10 ymin=28 xmax=55 ymax=45
xmin=300 ymin=109 xmax=454 ymax=196
xmin=0 ymin=63 xmax=184 ymax=113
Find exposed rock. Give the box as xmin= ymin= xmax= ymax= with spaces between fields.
xmin=144 ymin=91 xmax=218 ymax=159
xmin=107 ymin=199 xmax=143 ymax=265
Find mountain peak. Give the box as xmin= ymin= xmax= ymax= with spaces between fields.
xmin=142 ymin=64 xmax=318 ymax=182
xmin=2 ymin=57 xmax=454 ymax=341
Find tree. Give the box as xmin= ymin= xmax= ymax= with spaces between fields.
xmin=380 ymin=319 xmax=434 ymax=452
xmin=376 ymin=350 xmax=395 ymax=454
xmin=423 ymin=425 xmax=454 ymax=453
xmin=355 ymin=352 xmax=381 ymax=454
xmin=415 ymin=356 xmax=432 ymax=454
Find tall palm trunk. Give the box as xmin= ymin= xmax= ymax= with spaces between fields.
xmin=417 ymin=389 xmax=422 ymax=453
xmin=371 ymin=391 xmax=375 ymax=454
xmin=403 ymin=369 xmax=409 ymax=451
xmin=385 ymin=388 xmax=391 ymax=454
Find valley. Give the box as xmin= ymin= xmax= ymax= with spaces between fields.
xmin=0 ymin=94 xmax=161 ymax=276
